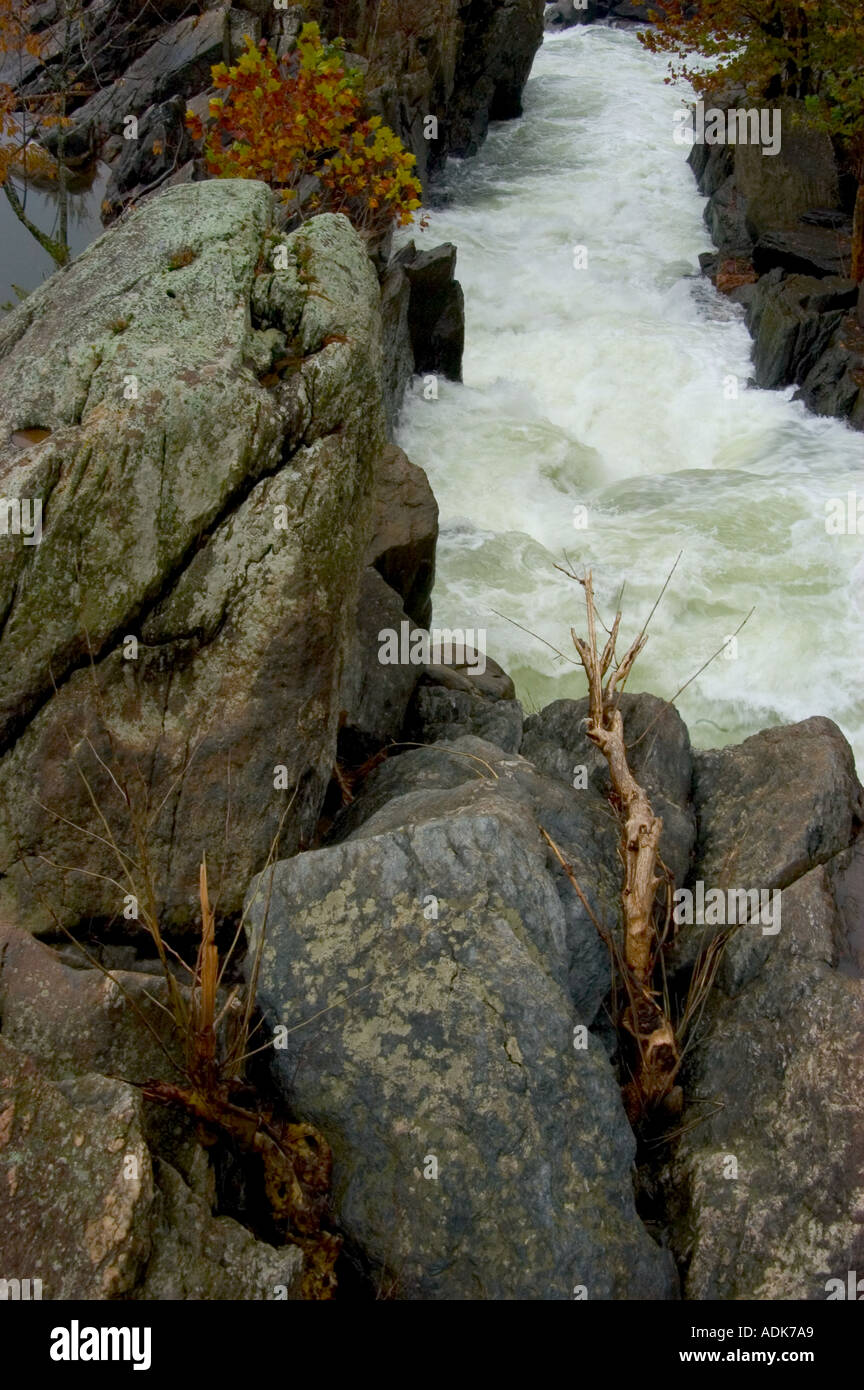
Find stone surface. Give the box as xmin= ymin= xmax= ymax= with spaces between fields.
xmin=365 ymin=443 xmax=438 ymax=628
xmin=734 ymin=100 xmax=841 ymax=242
xmin=339 ymin=567 xmax=421 ymax=764
xmin=63 ymin=8 xmax=230 ymax=148
xmin=0 ymin=1036 xmax=154 ymax=1299
xmin=138 ymin=1158 xmax=304 ymax=1300
xmin=753 ymin=225 xmax=852 ymax=280
xmin=102 ymin=95 xmax=195 ymax=221
xmin=328 ymin=735 xmax=618 ymax=1024
xmin=691 ymin=717 xmax=863 ymax=892
xmin=396 ymin=242 xmax=465 ymax=382
xmin=665 ymin=864 xmax=864 ymax=1299
xmin=0 ymin=186 xmax=391 ymax=934
xmin=244 ymin=811 xmax=677 ymax=1299
xmin=0 ymin=922 xmax=181 ymax=1085
xmin=746 ymin=270 xmax=854 ymax=390
xmin=379 ymin=264 xmax=414 ymax=432
xmin=446 ymin=0 xmax=545 ymax=159
xmin=409 ymin=684 xmax=524 ymax=753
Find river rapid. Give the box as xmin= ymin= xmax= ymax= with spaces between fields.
xmin=396 ymin=25 xmax=864 ymax=762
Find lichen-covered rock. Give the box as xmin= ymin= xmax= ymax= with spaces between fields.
xmin=664 ymin=864 xmax=864 ymax=1299
xmin=244 ymin=812 xmax=677 ymax=1299
xmin=0 ymin=185 xmax=395 ymax=934
xmin=327 ymin=734 xmax=619 ymax=1019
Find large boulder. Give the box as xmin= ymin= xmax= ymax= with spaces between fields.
xmin=0 ymin=184 xmax=403 ymax=934
xmin=244 ymin=804 xmax=677 ymax=1299
xmin=395 ymin=242 xmax=466 ymax=383
xmin=365 ymin=443 xmax=438 ymax=629
xmin=691 ymin=717 xmax=862 ymax=892
xmin=675 ymin=717 xmax=863 ymax=971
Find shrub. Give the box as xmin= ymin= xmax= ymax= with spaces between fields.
xmin=186 ymin=23 xmax=423 ymax=237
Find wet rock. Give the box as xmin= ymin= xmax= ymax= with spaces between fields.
xmin=703 ymin=175 xmax=754 ymax=260
xmin=545 ymin=1 xmax=598 ymax=28
xmin=395 ymin=242 xmax=465 ymax=382
xmin=753 ymin=224 xmax=852 ymax=280
xmin=244 ymin=808 xmax=677 ymax=1299
xmin=447 ymin=0 xmax=546 ymax=158
xmin=797 ymin=319 xmax=864 ymax=426
xmin=746 ymin=270 xmax=855 ymax=390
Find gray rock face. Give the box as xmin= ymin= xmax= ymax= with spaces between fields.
xmin=0 ymin=185 xmax=407 ymax=934
xmin=753 ymin=226 xmax=853 ymax=280
xmin=545 ymin=0 xmax=597 ymax=29
xmin=138 ymin=1159 xmax=304 ymax=1301
xmin=244 ymin=813 xmax=677 ymax=1299
xmin=339 ymin=567 xmax=421 ymax=764
xmin=691 ymin=717 xmax=863 ymax=892
xmin=64 ymin=7 xmax=231 ymax=151
xmin=676 ymin=718 xmax=863 ymax=973
xmin=410 ymin=684 xmax=525 ymax=753
xmin=665 ymin=864 xmax=864 ymax=1299
xmin=445 ymin=0 xmax=546 ymax=159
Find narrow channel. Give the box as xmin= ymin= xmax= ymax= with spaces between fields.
xmin=397 ymin=25 xmax=864 ymax=759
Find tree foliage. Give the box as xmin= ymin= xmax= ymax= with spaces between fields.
xmin=186 ymin=23 xmax=423 ymax=237
xmin=641 ymin=1 xmax=864 ymax=277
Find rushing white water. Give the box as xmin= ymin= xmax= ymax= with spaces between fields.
xmin=396 ymin=25 xmax=864 ymax=762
